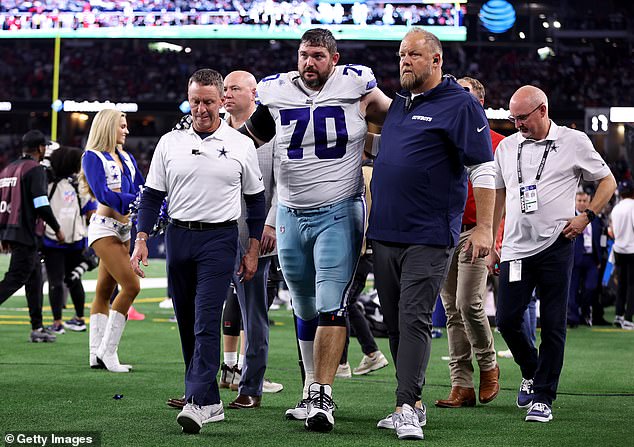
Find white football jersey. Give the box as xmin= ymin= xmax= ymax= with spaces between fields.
xmin=257 ymin=64 xmax=377 ymax=208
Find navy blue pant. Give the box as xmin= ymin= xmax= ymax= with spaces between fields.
xmin=496 ymin=235 xmax=573 ymax=406
xmin=568 ymin=254 xmax=599 ymax=324
xmin=614 ymin=252 xmax=634 ymax=321
xmin=233 ymin=247 xmax=272 ymax=397
xmin=166 ymin=224 xmax=237 ymax=406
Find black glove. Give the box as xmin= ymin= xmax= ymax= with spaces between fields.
xmin=173 ymin=114 xmax=192 ymax=131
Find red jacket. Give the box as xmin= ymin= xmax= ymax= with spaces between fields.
xmin=462 ymin=129 xmax=505 ymax=226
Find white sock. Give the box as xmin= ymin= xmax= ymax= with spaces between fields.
xmin=224 ymin=352 xmax=237 ymax=367
xmin=298 ymin=339 xmax=315 ymax=377
xmin=238 ymin=354 xmax=245 ymax=370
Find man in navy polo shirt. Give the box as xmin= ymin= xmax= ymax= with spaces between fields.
xmin=367 ymin=28 xmax=496 ymax=440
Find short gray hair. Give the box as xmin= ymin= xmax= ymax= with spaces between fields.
xmin=188 ymin=69 xmax=224 ymax=96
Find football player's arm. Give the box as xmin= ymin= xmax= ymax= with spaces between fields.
xmin=362 ymin=88 xmax=392 ymax=127
xmin=238 ymin=104 xmax=276 ymax=148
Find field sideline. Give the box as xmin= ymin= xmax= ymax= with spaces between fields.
xmin=1 ymin=257 xmax=633 ymax=446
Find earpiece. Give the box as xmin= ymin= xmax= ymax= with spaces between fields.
xmin=433 ymin=57 xmax=439 ymax=64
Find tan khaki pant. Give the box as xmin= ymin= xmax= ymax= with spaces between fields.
xmin=440 ymin=228 xmax=496 ymax=388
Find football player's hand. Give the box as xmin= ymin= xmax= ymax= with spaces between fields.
xmin=260 ymin=225 xmax=276 ymax=255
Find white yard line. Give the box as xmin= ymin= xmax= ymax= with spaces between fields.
xmin=9 ymin=278 xmax=168 ymax=297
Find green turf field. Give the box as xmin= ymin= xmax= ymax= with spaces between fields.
xmin=1 ymin=257 xmax=633 ymax=446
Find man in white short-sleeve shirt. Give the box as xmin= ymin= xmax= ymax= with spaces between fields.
xmin=489 ymin=85 xmax=615 ymax=423
xmin=131 ymin=69 xmax=265 ymax=435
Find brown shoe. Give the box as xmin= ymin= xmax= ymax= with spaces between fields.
xmin=166 ymin=395 xmax=185 ymax=409
xmin=219 ymin=363 xmax=234 ymax=389
xmin=228 ymin=394 xmax=261 ymax=409
xmin=435 ymin=386 xmax=476 ymax=408
xmin=479 ymin=364 xmax=500 ymax=404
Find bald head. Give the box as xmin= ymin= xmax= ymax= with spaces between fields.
xmin=509 ymin=85 xmax=550 ymax=140
xmin=224 ymin=70 xmax=257 ymax=128
xmin=225 ymin=70 xmax=257 ymax=90
xmin=511 ymin=85 xmax=548 ymax=111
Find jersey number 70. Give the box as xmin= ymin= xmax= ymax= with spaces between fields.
xmin=279 ymin=106 xmax=349 ymax=160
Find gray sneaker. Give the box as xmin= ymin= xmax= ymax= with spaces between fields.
xmin=353 ymin=351 xmax=389 ymax=375
xmin=30 ymin=327 xmax=57 ymax=343
xmin=377 ymin=404 xmax=426 ymax=429
xmin=176 ymin=401 xmax=224 ymax=434
xmin=393 ymin=404 xmax=424 ymax=440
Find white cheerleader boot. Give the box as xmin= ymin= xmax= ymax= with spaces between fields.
xmin=96 ymin=310 xmax=132 ymax=373
xmin=89 ymin=313 xmax=108 ymax=369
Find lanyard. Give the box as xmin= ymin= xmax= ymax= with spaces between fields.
xmin=517 ymin=141 xmax=553 ymax=185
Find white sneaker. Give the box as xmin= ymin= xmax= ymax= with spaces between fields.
xmin=159 ymin=298 xmax=173 ymax=309
xmin=305 ymin=383 xmax=336 ymax=432
xmin=285 ymin=398 xmax=310 ymax=420
xmin=353 ymin=351 xmax=389 ymax=375
xmin=393 ymin=403 xmax=424 ymax=440
xmin=614 ymin=315 xmax=634 ymax=330
xmin=497 ymin=349 xmax=514 ymax=359
xmin=377 ymin=404 xmax=426 ymax=429
xmin=177 ymin=401 xmax=224 ymax=434
xmin=335 ymin=362 xmax=352 ymax=379
xmin=262 ymin=378 xmax=284 ymax=393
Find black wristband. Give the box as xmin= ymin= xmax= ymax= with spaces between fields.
xmin=584 ymin=209 xmax=596 ymax=222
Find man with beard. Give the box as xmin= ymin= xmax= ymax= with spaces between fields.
xmin=239 ymin=28 xmax=391 ymax=432
xmin=367 ymin=28 xmax=496 ymax=440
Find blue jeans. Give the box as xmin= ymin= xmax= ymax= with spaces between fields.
xmin=232 ymin=245 xmax=272 ymax=396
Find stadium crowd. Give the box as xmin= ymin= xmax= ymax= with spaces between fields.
xmin=0 ymin=39 xmax=631 ymax=112
xmin=1 ymin=1 xmax=462 ymax=29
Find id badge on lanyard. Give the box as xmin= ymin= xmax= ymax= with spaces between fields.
xmin=520 ymin=185 xmax=538 ymax=213
xmin=509 ymin=260 xmax=522 ymax=282
xmin=517 ymin=141 xmax=552 ymax=214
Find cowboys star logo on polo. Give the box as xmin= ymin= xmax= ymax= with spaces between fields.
xmin=218 ymin=147 xmax=228 ymax=158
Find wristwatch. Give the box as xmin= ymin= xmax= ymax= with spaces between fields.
xmin=584 ymin=209 xmax=596 ymax=222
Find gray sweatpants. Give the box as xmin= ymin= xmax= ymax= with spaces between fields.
xmin=372 ymin=241 xmax=454 ymax=407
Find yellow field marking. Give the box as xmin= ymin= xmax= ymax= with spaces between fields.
xmin=592 ymin=328 xmax=634 ymax=333
xmin=152 ymin=318 xmax=177 ymax=323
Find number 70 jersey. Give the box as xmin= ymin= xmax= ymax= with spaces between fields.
xmin=257 ymin=64 xmax=377 ymax=209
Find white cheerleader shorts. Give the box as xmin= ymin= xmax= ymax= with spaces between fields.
xmin=88 ymin=214 xmax=132 ymax=247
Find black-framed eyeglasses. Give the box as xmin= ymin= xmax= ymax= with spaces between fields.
xmin=508 ymin=103 xmax=543 ymax=123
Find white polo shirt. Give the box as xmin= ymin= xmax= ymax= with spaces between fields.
xmin=494 ymin=121 xmax=611 ymax=261
xmin=146 ymin=120 xmax=264 ymax=223
xmin=611 ymin=198 xmax=634 ymax=254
